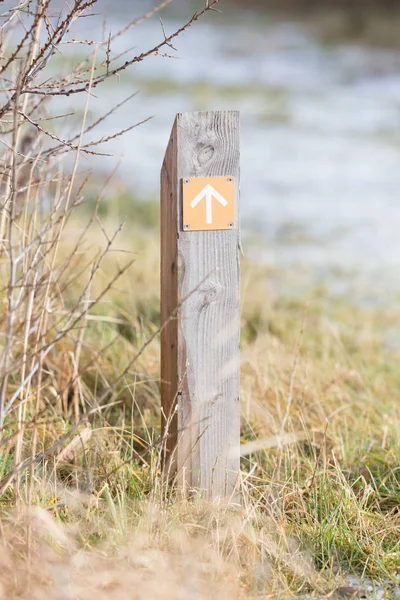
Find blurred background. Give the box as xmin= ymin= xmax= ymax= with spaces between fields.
xmin=39 ymin=0 xmax=400 ymax=301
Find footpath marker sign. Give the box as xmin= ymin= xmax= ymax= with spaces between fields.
xmin=182 ymin=176 xmax=236 ymax=231
xmin=160 ymin=111 xmax=241 ymax=499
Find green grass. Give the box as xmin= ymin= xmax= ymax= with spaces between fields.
xmin=2 ymin=195 xmax=400 ymax=597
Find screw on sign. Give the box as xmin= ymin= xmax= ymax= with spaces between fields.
xmin=182 ymin=176 xmax=235 ymax=231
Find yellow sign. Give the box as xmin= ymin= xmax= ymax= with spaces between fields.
xmin=182 ymin=176 xmax=235 ymax=232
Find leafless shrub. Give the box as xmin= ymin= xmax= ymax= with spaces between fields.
xmin=0 ymin=0 xmax=221 ymax=495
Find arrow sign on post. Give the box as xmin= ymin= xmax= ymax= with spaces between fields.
xmin=182 ymin=176 xmax=236 ymax=231
xmin=190 ymin=184 xmax=228 ymax=225
xmin=161 ymin=111 xmax=240 ymax=500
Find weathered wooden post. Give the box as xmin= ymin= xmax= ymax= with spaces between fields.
xmin=161 ymin=111 xmax=240 ymax=499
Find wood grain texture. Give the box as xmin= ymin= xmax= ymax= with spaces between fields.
xmin=161 ymin=111 xmax=240 ymax=498
xmin=160 ymin=118 xmax=179 ymax=473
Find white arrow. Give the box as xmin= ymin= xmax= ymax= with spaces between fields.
xmin=190 ymin=184 xmax=228 ymax=225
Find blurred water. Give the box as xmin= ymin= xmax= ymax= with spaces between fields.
xmin=6 ymin=1 xmax=400 ymax=297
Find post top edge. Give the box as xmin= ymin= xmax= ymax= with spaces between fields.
xmin=176 ymin=110 xmax=240 ymax=119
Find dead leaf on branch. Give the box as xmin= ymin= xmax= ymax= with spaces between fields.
xmin=56 ymin=426 xmax=92 ymax=464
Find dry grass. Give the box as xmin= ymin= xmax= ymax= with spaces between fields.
xmin=1 ymin=220 xmax=400 ymax=597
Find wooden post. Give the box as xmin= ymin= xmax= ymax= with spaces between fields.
xmin=161 ymin=111 xmax=240 ymax=499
